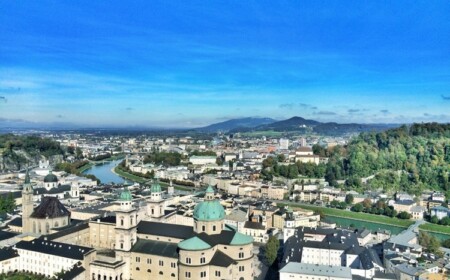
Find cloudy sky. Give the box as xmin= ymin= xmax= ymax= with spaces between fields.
xmin=0 ymin=1 xmax=449 ymax=127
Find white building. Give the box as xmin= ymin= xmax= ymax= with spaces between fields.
xmin=279 ymin=138 xmax=289 ymax=150
xmin=279 ymin=262 xmax=352 ymax=280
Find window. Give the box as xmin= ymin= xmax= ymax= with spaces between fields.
xmin=171 ymin=262 xmax=176 ymax=268
xmin=239 ymin=266 xmax=245 ymax=272
xmin=200 ymin=257 xmax=206 ymax=264
xmin=186 ymin=257 xmax=191 ymax=264
xmin=136 ymin=267 xmax=140 ymax=271
xmin=120 ymin=243 xmax=123 ymax=249
xmin=147 ymin=269 xmax=151 ymax=273
xmin=185 ymin=272 xmax=191 ymax=278
xmin=200 ymin=271 xmax=206 ymax=278
xmin=136 ymin=257 xmax=140 ymax=262
xmin=215 ymin=271 xmax=221 ymax=277
xmin=202 ymin=225 xmax=206 ymax=231
xmin=147 ymin=258 xmax=151 ymax=264
xmin=239 ymin=252 xmax=244 ymax=258
xmin=171 ymin=273 xmax=175 ymax=277
xmin=120 ymin=219 xmax=124 ymax=226
xmin=159 ymin=260 xmax=164 ymax=266
xmin=213 ymin=225 xmax=216 ymax=231
xmin=159 ymin=271 xmax=163 ymax=275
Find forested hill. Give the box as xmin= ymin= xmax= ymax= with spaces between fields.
xmin=324 ymin=123 xmax=450 ymax=196
xmin=0 ymin=134 xmax=65 ymax=172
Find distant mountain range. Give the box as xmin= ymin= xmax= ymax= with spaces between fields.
xmin=193 ymin=117 xmax=276 ymax=132
xmin=195 ymin=116 xmax=400 ymax=135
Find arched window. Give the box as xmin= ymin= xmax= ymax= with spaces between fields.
xmin=159 ymin=271 xmax=163 ymax=275
xmin=213 ymin=225 xmax=216 ymax=231
xmin=147 ymin=269 xmax=151 ymax=273
xmin=121 ymin=219 xmax=124 ymax=226
xmin=202 ymin=225 xmax=206 ymax=232
xmin=171 ymin=273 xmax=175 ymax=277
xmin=54 ymin=221 xmax=59 ymax=228
xmin=45 ymin=222 xmax=50 ymax=233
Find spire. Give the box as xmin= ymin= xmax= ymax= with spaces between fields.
xmin=24 ymin=168 xmax=30 ymax=184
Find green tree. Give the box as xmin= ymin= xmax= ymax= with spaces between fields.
xmin=345 ymin=194 xmax=354 ymax=204
xmin=442 ymin=238 xmax=450 ymax=249
xmin=418 ymin=231 xmax=442 ymax=256
xmin=397 ymin=211 xmax=411 ymax=219
xmin=351 ymin=203 xmax=364 ymax=212
xmin=264 ymin=236 xmax=280 ymax=265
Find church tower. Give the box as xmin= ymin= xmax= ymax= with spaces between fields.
xmin=115 ymin=188 xmax=137 ymax=280
xmin=22 ymin=169 xmax=34 ymax=234
xmin=147 ymin=179 xmax=165 ymax=218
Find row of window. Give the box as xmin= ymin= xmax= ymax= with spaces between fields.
xmin=135 ymin=257 xmax=175 ymax=268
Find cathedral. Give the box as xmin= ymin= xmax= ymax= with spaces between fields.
xmin=14 ymin=174 xmax=254 ymax=280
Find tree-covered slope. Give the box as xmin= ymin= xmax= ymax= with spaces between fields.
xmin=326 ymin=123 xmax=450 ymax=195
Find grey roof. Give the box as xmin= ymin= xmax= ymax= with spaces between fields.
xmin=137 ymin=221 xmax=195 ymax=240
xmin=15 ymin=239 xmax=94 ymax=260
xmin=30 ymin=196 xmax=70 ymax=219
xmin=225 ymin=208 xmax=247 ymax=222
xmin=0 ymin=247 xmax=18 ymax=261
xmin=131 ymin=239 xmax=178 ymax=258
xmin=0 ymin=230 xmax=18 ymax=241
xmin=244 ymin=221 xmax=265 ymax=230
xmin=279 ymin=262 xmax=352 ymax=279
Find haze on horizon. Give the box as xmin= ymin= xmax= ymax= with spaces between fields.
xmin=0 ymin=1 xmax=449 ymax=128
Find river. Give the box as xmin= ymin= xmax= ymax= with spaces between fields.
xmin=82 ymin=159 xmax=132 ymax=185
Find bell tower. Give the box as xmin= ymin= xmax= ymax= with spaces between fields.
xmin=22 ymin=169 xmax=34 ymax=234
xmin=115 ymin=188 xmax=137 ymax=280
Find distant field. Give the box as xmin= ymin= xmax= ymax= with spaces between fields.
xmin=277 ymin=202 xmax=414 ymax=228
xmin=419 ymin=223 xmax=450 ymax=235
xmin=241 ymin=130 xmax=283 ymax=137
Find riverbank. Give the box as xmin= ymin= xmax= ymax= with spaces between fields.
xmin=277 ymin=202 xmax=414 ymax=228
xmin=112 ymin=165 xmax=193 ymax=191
xmin=419 ymin=223 xmax=450 ymax=235
xmin=76 ymin=154 xmax=125 ymax=173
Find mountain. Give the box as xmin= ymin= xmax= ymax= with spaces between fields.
xmin=194 ymin=117 xmax=276 ymax=132
xmin=230 ymin=116 xmax=400 ymax=135
xmin=255 ymin=116 xmax=320 ymax=131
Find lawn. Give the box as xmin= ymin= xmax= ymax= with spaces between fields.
xmin=277 ymin=202 xmax=414 ymax=228
xmin=419 ymin=223 xmax=450 ymax=235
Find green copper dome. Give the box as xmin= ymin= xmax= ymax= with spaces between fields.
xmin=44 ymin=171 xmax=58 ymax=183
xmin=193 ymin=200 xmax=225 ymax=221
xmin=119 ymin=188 xmax=132 ymax=201
xmin=230 ymin=232 xmax=253 ymax=245
xmin=150 ymin=181 xmax=162 ymax=193
xmin=178 ymin=236 xmax=211 ymax=251
xmin=205 ymin=185 xmax=214 ymax=193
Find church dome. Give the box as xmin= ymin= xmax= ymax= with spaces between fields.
xmin=119 ymin=188 xmax=132 ymax=201
xmin=44 ymin=171 xmax=58 ymax=183
xmin=193 ymin=186 xmax=225 ymax=221
xmin=150 ymin=181 xmax=162 ymax=193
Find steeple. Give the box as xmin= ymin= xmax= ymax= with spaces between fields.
xmin=23 ymin=168 xmax=33 ymax=193
xmin=22 ymin=167 xmax=34 ymax=234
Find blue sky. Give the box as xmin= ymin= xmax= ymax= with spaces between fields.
xmin=0 ymin=1 xmax=449 ymax=127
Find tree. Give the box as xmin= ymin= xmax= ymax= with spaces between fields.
xmin=418 ymin=231 xmax=442 ymax=256
xmin=430 ymin=215 xmax=439 ymax=224
xmin=264 ymin=236 xmax=280 ymax=265
xmin=345 ymin=194 xmax=354 ymax=205
xmin=442 ymin=238 xmax=450 ymax=249
xmin=397 ymin=211 xmax=411 ymax=219
xmin=362 ymin=198 xmax=372 ymax=209
xmin=351 ymin=203 xmax=364 ymax=212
